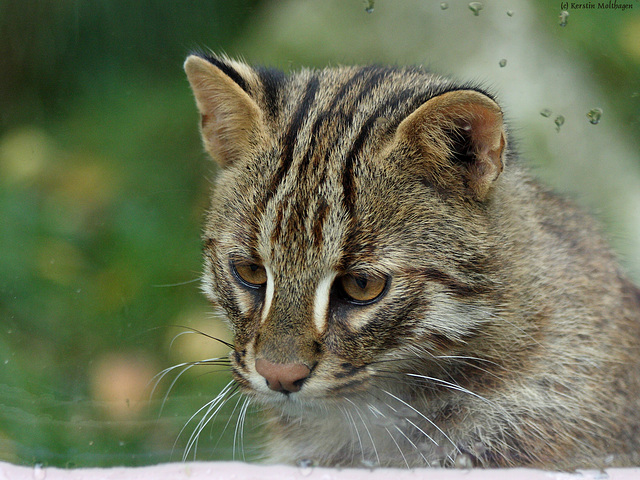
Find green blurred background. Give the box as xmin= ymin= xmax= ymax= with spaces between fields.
xmin=1 ymin=0 xmax=639 ymax=469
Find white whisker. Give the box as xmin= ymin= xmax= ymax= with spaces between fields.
xmin=233 ymin=396 xmax=252 ymax=461
xmin=383 ymin=390 xmax=460 ymax=456
xmin=404 ymin=418 xmax=437 ymax=447
xmin=238 ymin=397 xmax=252 ymax=461
xmin=341 ymin=402 xmax=365 ymax=464
xmin=151 ymin=357 xmax=229 ymax=416
xmin=393 ymin=424 xmax=430 ymax=466
xmin=168 ymin=330 xmax=197 ymax=350
xmin=345 ymin=398 xmax=381 ymax=466
xmin=152 ymin=277 xmax=201 ymax=288
xmin=181 ymin=380 xmax=237 ymax=461
xmin=228 ymin=394 xmax=245 ymax=460
xmin=384 ymin=426 xmax=409 ymax=469
xmin=405 ymin=374 xmax=493 ymax=405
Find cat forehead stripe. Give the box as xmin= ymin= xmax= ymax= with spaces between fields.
xmin=263 ymin=75 xmax=320 ymax=208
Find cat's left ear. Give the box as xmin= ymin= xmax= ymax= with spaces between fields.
xmin=395 ymin=89 xmax=506 ymax=201
xmin=184 ymin=54 xmax=265 ymax=167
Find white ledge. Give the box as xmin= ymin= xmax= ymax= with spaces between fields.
xmin=2 ymin=462 xmax=639 ymax=480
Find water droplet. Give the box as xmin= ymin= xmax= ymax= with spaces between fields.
xmin=540 ymin=108 xmax=552 ymax=118
xmin=586 ymin=108 xmax=603 ymax=125
xmin=554 ymin=115 xmax=565 ymax=132
xmin=559 ymin=10 xmax=569 ymax=27
xmin=468 ymin=2 xmax=483 ymax=15
xmin=4 ymin=359 xmax=8 ymax=365
xmin=296 ymin=459 xmax=314 ymax=476
xmin=499 ymin=59 xmax=507 ymax=68
xmin=440 ymin=2 xmax=449 ymax=9
xmin=33 ymin=464 xmax=46 ymax=480
xmin=507 ymin=10 xmax=515 ymax=16
xmin=363 ymin=0 xmax=374 ymax=13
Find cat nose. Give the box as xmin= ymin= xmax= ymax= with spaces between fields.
xmin=255 ymin=358 xmax=311 ymax=393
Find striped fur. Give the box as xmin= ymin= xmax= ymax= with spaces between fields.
xmin=185 ymin=54 xmax=640 ymax=469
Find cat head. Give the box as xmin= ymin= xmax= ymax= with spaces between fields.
xmin=185 ymin=53 xmax=507 ymax=404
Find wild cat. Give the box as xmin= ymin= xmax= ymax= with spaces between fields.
xmin=180 ymin=52 xmax=640 ymax=469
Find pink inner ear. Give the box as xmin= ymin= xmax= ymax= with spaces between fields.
xmin=441 ymin=99 xmax=506 ymax=200
xmin=393 ymin=89 xmax=508 ymax=200
xmin=465 ymin=105 xmax=505 ymax=162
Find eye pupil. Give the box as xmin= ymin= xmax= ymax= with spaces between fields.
xmin=231 ymin=261 xmax=268 ymax=288
xmin=355 ymin=276 xmax=367 ymax=289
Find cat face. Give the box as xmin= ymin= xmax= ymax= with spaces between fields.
xmin=185 ymin=54 xmax=506 ymax=406
xmin=182 ymin=54 xmax=640 ymax=469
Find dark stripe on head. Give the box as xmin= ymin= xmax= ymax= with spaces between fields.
xmin=265 ymin=75 xmax=320 ymax=205
xmin=344 ymin=66 xmax=392 ymax=117
xmin=312 ymin=199 xmax=329 ymax=249
xmin=327 ymin=66 xmax=385 ymax=117
xmin=270 ymin=200 xmax=285 ymax=245
xmin=299 ymin=67 xmax=388 ymax=182
xmin=256 ymin=66 xmax=286 ymax=121
xmin=342 ymin=86 xmax=417 ymax=217
xmin=196 ymin=53 xmax=250 ymax=94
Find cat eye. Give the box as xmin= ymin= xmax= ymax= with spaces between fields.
xmin=231 ymin=261 xmax=268 ymax=288
xmin=338 ymin=273 xmax=389 ymax=305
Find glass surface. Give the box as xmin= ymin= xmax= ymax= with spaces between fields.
xmin=1 ymin=0 xmax=639 ymax=468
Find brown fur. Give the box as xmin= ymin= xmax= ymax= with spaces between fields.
xmin=185 ymin=54 xmax=640 ymax=469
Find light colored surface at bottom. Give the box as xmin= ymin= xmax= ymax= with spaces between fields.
xmin=1 ymin=462 xmax=639 ymax=480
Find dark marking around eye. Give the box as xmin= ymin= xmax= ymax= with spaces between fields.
xmin=420 ymin=267 xmax=491 ymax=297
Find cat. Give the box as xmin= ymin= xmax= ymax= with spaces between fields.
xmin=183 ymin=52 xmax=640 ymax=469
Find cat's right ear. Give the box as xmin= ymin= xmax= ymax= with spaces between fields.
xmin=394 ymin=89 xmax=507 ymax=201
xmin=184 ymin=54 xmax=265 ymax=167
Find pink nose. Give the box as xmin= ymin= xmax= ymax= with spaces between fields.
xmin=255 ymin=358 xmax=311 ymax=393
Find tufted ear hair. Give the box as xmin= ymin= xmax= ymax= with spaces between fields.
xmin=395 ymin=89 xmax=507 ymax=201
xmin=184 ymin=54 xmax=265 ymax=167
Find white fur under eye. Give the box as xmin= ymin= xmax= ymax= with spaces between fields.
xmin=261 ymin=265 xmax=274 ymax=324
xmin=313 ymin=273 xmax=336 ymax=332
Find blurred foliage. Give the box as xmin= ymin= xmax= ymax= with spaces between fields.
xmin=0 ymin=0 xmax=638 ymax=470
xmin=0 ymin=0 xmax=260 ymax=467
xmin=549 ymin=6 xmax=640 ymax=135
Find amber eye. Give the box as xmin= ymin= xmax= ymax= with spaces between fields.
xmin=231 ymin=262 xmax=268 ymax=288
xmin=339 ymin=273 xmax=388 ymax=305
